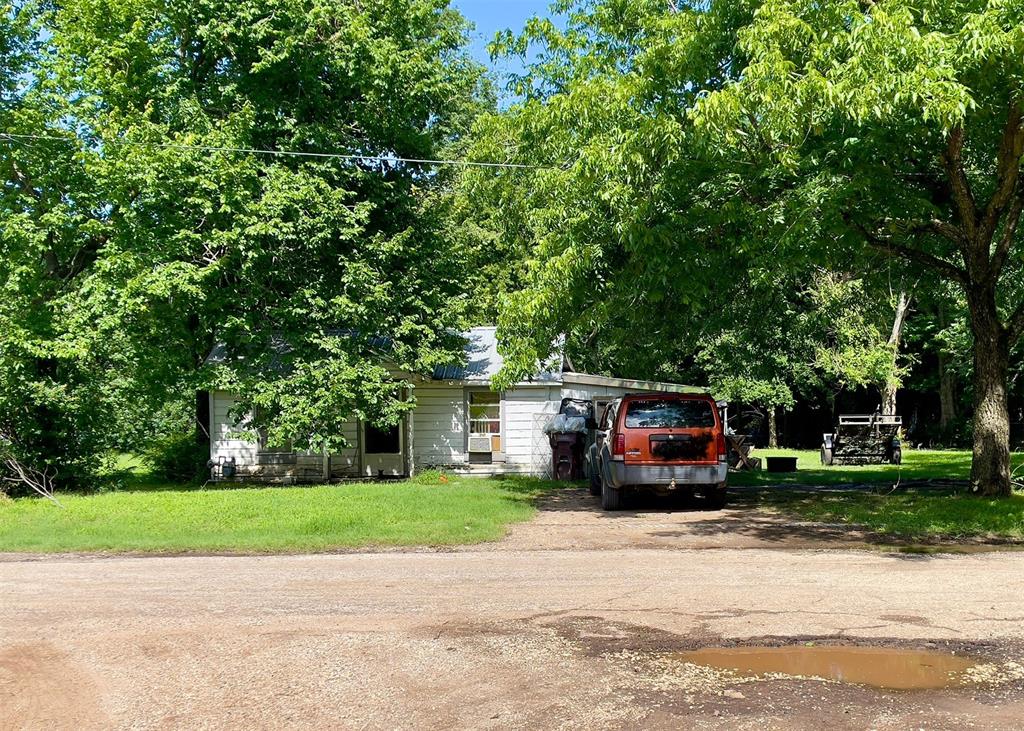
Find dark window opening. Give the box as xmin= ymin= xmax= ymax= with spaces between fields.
xmin=624 ymin=399 xmax=715 ymax=429
xmin=365 ymin=422 xmax=401 ymax=454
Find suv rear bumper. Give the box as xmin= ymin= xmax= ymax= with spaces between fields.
xmin=606 ymin=462 xmax=727 ymax=489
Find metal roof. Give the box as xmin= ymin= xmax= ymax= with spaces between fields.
xmin=205 ymin=327 xmax=701 ymax=391
xmin=430 ymin=327 xmax=561 ymax=383
xmin=205 ymin=327 xmax=562 ymax=383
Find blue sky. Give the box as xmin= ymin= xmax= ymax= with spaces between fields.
xmin=451 ymin=0 xmax=557 ymax=98
xmin=452 ymin=0 xmax=554 ymax=64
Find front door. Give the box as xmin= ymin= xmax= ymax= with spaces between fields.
xmin=362 ymin=420 xmax=405 ymax=477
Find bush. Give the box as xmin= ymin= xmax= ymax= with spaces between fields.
xmin=145 ymin=432 xmax=208 ymax=483
xmin=412 ymin=469 xmax=451 ymax=485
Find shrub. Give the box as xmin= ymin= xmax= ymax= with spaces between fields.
xmin=145 ymin=432 xmax=208 ymax=483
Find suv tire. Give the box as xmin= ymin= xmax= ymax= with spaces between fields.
xmin=601 ymin=472 xmax=623 ymax=511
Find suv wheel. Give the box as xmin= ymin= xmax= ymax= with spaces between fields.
xmin=600 ymin=472 xmax=623 ymax=511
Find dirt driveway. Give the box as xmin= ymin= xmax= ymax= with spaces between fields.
xmin=494 ymin=487 xmax=890 ymax=551
xmin=3 ymin=492 xmax=1024 ymax=730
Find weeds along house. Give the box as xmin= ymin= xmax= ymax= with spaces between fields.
xmin=206 ymin=327 xmax=705 ymax=482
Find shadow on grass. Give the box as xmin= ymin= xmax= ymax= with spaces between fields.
xmin=529 ymin=483 xmax=1024 ymax=551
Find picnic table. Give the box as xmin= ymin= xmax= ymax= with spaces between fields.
xmin=726 ymin=434 xmax=761 ymax=471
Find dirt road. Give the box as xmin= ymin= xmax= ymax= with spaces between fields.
xmin=3 ymin=544 xmax=1024 ymax=730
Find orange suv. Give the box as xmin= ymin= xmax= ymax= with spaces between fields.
xmin=586 ymin=393 xmax=728 ymax=510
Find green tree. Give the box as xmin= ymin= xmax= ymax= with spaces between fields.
xmin=1 ymin=2 xmax=116 ymax=495
xmin=692 ymin=0 xmax=1024 ymax=494
xmin=467 ymin=0 xmax=1022 ymax=495
xmin=1 ymin=0 xmax=486 ymax=490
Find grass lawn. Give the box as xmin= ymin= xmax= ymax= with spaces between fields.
xmin=736 ymin=448 xmax=1024 ymax=541
xmin=0 ymin=470 xmax=560 ymax=554
xmin=728 ymin=448 xmax=1024 ymax=487
xmin=758 ymin=489 xmax=1024 ymax=542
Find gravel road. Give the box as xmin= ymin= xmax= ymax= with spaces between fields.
xmin=3 ymin=544 xmax=1024 ymax=730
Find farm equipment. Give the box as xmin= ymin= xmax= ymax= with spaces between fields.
xmin=821 ymin=414 xmax=903 ymax=466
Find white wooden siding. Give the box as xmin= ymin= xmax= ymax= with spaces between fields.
xmin=503 ymin=386 xmax=560 ymax=473
xmin=210 ymin=378 xmax=690 ymax=480
xmin=210 ymin=390 xmax=362 ymax=479
xmin=209 ymin=390 xmax=259 ymax=464
xmin=329 ymin=419 xmax=360 ymax=477
xmin=411 ymin=383 xmax=468 ymax=468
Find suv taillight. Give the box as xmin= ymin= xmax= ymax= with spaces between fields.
xmin=716 ymin=432 xmax=727 ymax=460
xmin=613 ymin=433 xmax=625 ymax=456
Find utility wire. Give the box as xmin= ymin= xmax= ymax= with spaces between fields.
xmin=0 ymin=132 xmax=552 ymax=170
xmin=0 ymin=130 xmax=761 ymax=169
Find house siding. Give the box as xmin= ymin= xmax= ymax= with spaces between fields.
xmin=209 ymin=390 xmax=259 ymax=466
xmin=411 ymin=383 xmax=467 ymax=470
xmin=329 ymin=420 xmax=360 ymax=479
xmin=209 ymin=378 xmax=700 ymax=482
xmin=503 ymin=386 xmax=560 ymax=475
xmin=210 ymin=390 xmax=364 ymax=482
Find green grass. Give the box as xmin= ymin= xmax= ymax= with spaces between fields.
xmin=760 ymin=489 xmax=1024 ymax=541
xmin=728 ymin=448 xmax=1024 ymax=487
xmin=0 ymin=472 xmax=561 ymax=554
xmin=732 ymin=449 xmax=1024 ymax=540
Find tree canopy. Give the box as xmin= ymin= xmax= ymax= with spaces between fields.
xmin=2 ymin=0 xmax=1021 ymax=496
xmin=463 ymin=0 xmax=1023 ymax=494
xmin=1 ymin=0 xmax=487 ymax=489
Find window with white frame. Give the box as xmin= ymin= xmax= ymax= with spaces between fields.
xmin=468 ymin=391 xmax=501 ymax=435
xmin=467 ymin=390 xmax=502 ymax=461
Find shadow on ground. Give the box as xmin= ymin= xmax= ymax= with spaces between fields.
xmin=523 ymin=486 xmax=1024 ymax=553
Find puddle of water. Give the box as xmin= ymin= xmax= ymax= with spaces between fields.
xmin=677 ymin=646 xmax=977 ymax=690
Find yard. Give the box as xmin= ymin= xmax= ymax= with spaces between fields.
xmin=0 ymin=467 xmax=558 ymax=554
xmin=731 ymin=449 xmax=1024 ymax=542
xmin=2 ymin=449 xmax=1023 ymax=554
xmin=726 ymin=448 xmax=1018 ymax=487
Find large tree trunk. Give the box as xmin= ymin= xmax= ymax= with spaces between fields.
xmin=968 ymin=292 xmax=1012 ymax=497
xmin=767 ymin=408 xmax=778 ymax=448
xmin=867 ymin=111 xmax=1022 ymax=496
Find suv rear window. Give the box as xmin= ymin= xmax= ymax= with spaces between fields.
xmin=624 ymin=399 xmax=715 ymax=429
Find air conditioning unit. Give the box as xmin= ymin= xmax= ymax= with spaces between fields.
xmin=468 ymin=436 xmax=493 ymax=453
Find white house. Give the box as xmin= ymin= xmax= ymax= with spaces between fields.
xmin=206 ymin=327 xmax=706 ymax=482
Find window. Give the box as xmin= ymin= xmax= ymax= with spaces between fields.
xmin=365 ymin=422 xmax=401 ymax=454
xmin=624 ymin=399 xmax=716 ymax=429
xmin=468 ymin=390 xmax=502 ymax=461
xmin=468 ymin=391 xmax=501 ymax=435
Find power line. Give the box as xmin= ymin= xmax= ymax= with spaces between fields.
xmin=0 ymin=130 xmax=762 ymax=170
xmin=0 ymin=132 xmax=552 ymax=170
